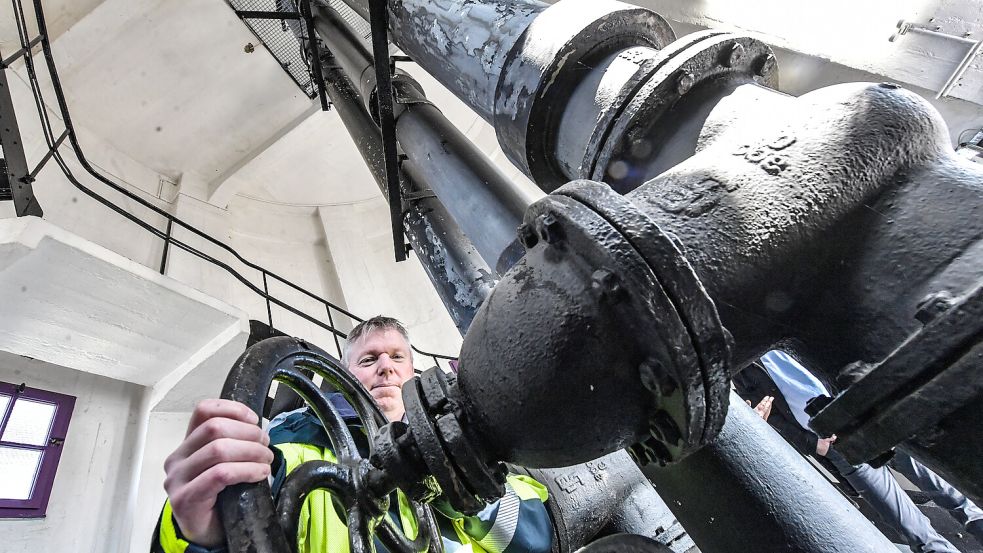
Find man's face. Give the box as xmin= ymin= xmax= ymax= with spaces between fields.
xmin=347 ymin=328 xmax=414 ymax=422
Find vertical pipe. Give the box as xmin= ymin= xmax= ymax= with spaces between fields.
xmin=159 ymin=218 xmax=173 ymax=275
xmin=321 ymin=60 xmax=494 ymax=333
xmin=396 ymin=104 xmax=536 ymax=272
xmin=263 ymin=272 xmax=273 ymax=327
xmin=641 ymin=394 xmax=897 ymax=553
xmin=325 ymin=304 xmax=343 ymax=359
xmin=314 ymin=5 xmax=537 ymax=271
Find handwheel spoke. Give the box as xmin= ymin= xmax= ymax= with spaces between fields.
xmin=275 ymin=366 xmax=360 ymax=460
xmin=303 ymin=353 xmax=387 ymax=437
xmin=377 ymin=504 xmax=433 ymax=553
xmin=348 ymin=506 xmax=377 ymax=553
xmin=276 ymin=460 xmax=355 ymax=552
xmin=221 ymin=337 xmax=439 ymax=553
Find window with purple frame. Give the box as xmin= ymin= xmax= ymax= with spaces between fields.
xmin=0 ymin=381 xmax=75 ymax=518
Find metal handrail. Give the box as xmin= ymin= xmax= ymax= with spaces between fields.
xmin=5 ymin=0 xmax=457 ymax=367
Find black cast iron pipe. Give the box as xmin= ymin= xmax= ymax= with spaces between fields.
xmin=314 ymin=3 xmax=535 ymax=272
xmin=321 ymin=60 xmax=495 ymax=333
xmin=641 ymin=395 xmax=896 ymax=553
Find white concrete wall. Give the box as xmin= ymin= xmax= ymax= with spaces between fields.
xmin=0 ymin=352 xmax=148 ymax=553
xmin=163 ymin=194 xmax=348 ymax=352
xmin=318 ymin=198 xmax=464 ymax=364
xmin=131 ymin=411 xmax=189 ymax=553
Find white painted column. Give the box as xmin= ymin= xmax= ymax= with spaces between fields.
xmin=318 ymin=197 xmax=463 ymax=363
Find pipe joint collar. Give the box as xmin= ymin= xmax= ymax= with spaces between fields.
xmin=492 ymin=0 xmax=675 ymax=189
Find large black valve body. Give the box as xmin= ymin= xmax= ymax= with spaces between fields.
xmin=378 ymin=47 xmax=982 ymax=553
xmin=425 ymin=77 xmax=983 ymax=472
xmin=250 ymin=0 xmax=983 ymax=551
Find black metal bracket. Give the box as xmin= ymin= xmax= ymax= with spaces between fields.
xmin=0 ymin=49 xmax=42 ymax=217
xmin=402 ymin=190 xmax=436 ymax=203
xmin=299 ymin=0 xmax=330 ymax=112
xmin=0 ymin=35 xmax=42 ymax=69
xmin=234 ymin=10 xmax=301 ymax=20
xmin=366 ymin=0 xmax=407 ymax=262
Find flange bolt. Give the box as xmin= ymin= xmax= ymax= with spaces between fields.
xmin=723 ymin=43 xmax=745 ymax=68
xmin=517 ymin=222 xmax=538 ymax=249
xmin=537 ymin=213 xmax=563 ymax=244
xmin=591 ymin=269 xmax=622 ymax=300
xmin=677 ymin=71 xmax=696 ymax=95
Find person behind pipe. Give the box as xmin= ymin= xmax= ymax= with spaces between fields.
xmin=735 ymin=351 xmax=981 ymax=553
xmin=152 ymin=315 xmax=553 ymax=553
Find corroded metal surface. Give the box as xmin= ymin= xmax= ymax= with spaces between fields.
xmin=388 ymin=0 xmax=547 ymax=121
xmin=641 ymin=396 xmax=897 ymax=553
xmin=512 ymin=450 xmax=693 ymax=553
xmin=320 ymin=60 xmax=495 ymax=333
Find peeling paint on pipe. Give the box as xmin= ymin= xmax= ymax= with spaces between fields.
xmin=387 ymin=0 xmax=547 ymax=122
xmin=321 ymin=62 xmax=495 ymax=333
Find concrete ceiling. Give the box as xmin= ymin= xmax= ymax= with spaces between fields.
xmin=3 ymin=0 xmax=981 ymax=211
xmin=0 ymin=0 xmax=506 ymax=209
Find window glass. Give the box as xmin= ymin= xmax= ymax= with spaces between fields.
xmin=0 ymin=447 xmax=42 ymax=500
xmin=2 ymin=399 xmax=56 ymax=446
xmin=0 ymin=395 xmax=9 ymax=420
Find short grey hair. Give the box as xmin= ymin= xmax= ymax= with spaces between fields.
xmin=342 ymin=315 xmax=412 ymax=367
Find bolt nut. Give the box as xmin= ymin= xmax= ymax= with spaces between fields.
xmin=677 ymin=71 xmax=696 ymax=95
xmin=591 ymin=269 xmax=622 ymax=299
xmin=537 ymin=214 xmax=562 ymax=244
xmin=517 ymin=223 xmax=538 ymax=249
xmin=639 ymin=358 xmax=677 ymax=397
xmin=651 ymin=410 xmax=683 ymax=447
xmin=756 ymin=53 xmax=777 ymax=78
xmin=723 ymin=42 xmax=745 ymax=68
xmin=914 ymin=290 xmax=956 ymax=324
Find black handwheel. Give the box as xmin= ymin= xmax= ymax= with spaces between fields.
xmin=217 ymin=336 xmax=442 ymax=553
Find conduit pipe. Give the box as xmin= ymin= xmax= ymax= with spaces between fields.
xmin=314 ymin=3 xmax=536 ymax=272
xmin=320 ymin=59 xmax=495 ymax=333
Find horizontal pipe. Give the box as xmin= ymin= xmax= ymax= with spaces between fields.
xmin=641 ymin=394 xmax=898 ymax=553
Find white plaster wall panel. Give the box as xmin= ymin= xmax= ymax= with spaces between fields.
xmin=0 ymin=217 xmax=245 ymax=386
xmin=130 ymin=411 xmax=191 ymax=553
xmin=318 ymin=198 xmax=463 ymax=361
xmin=163 ymin=194 xmax=347 ymax=351
xmin=43 ymin=0 xmax=313 ymax=181
xmin=632 ymin=0 xmax=983 ymax=105
xmin=228 ymin=205 xmax=346 ymax=350
xmin=0 ymin=351 xmax=147 ymax=553
xmin=227 ymin=108 xmax=382 ymax=207
xmin=151 ymin=328 xmax=249 ymax=411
